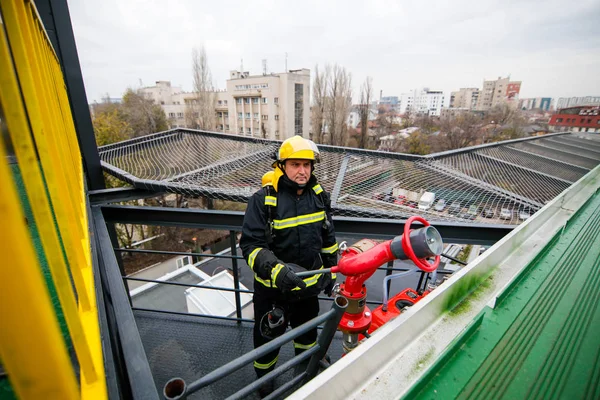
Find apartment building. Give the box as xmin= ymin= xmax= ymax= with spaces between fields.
xmin=227 ymin=69 xmax=310 ymax=140
xmin=519 ymin=97 xmax=553 ymax=111
xmin=476 ymin=77 xmax=521 ymax=111
xmin=140 ymin=68 xmax=311 ymax=140
xmin=549 ymin=106 xmax=600 ymax=133
xmin=555 ymin=96 xmax=600 ymax=110
xmin=399 ymin=88 xmax=445 ymax=116
xmin=449 ymin=88 xmax=480 ymax=109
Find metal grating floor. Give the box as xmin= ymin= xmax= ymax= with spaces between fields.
xmin=134 ymin=309 xmax=345 ymax=399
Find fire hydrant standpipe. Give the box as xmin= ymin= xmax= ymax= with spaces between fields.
xmin=298 ymin=216 xmax=443 ymax=353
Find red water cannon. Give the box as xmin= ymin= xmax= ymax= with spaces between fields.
xmin=331 ymin=216 xmax=443 ymax=352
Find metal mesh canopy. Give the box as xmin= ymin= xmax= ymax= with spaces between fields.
xmin=99 ymin=130 xmax=600 ymax=225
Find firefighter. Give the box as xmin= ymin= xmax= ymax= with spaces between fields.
xmin=240 ymin=135 xmax=338 ymax=396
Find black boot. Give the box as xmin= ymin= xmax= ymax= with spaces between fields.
xmin=255 ymin=369 xmax=275 ymax=398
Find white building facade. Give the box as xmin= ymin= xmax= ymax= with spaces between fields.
xmin=139 ymin=68 xmax=311 ymax=140
xmin=399 ymin=88 xmax=446 ymax=116
xmin=556 ymin=96 xmax=600 ymax=110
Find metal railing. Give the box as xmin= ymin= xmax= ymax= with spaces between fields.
xmin=94 ymin=202 xmax=488 ymax=398
xmin=163 ymin=296 xmax=348 ymax=400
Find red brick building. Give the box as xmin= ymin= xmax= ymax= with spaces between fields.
xmin=549 ymin=106 xmax=600 ymax=133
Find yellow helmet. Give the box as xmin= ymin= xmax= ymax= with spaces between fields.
xmin=276 ymin=135 xmax=320 ymax=164
xmin=261 ymin=171 xmax=274 ymax=187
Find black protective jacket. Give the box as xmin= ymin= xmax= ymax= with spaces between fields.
xmin=240 ymin=174 xmax=338 ymax=293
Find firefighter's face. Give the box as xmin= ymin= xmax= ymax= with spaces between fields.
xmin=284 ymin=159 xmax=312 ymax=185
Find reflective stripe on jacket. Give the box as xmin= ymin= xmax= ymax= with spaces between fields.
xmin=240 ymin=175 xmax=337 ymax=288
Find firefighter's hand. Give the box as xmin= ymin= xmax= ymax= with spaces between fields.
xmin=274 ymin=264 xmax=307 ymax=292
xmin=323 ymin=273 xmax=336 ymax=297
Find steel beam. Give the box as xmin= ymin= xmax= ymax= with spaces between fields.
xmin=517 ymin=142 xmax=599 ymax=168
xmin=505 ymin=145 xmax=590 ymax=172
xmin=92 ymin=207 xmax=159 ymax=400
xmin=537 ymin=141 xmax=600 ymax=161
xmin=100 ymin=205 xmax=513 ymax=245
xmin=545 ymin=137 xmax=600 ymax=155
xmin=330 ymin=154 xmax=350 ymax=208
xmin=89 ymin=187 xmax=163 ymax=204
xmin=559 ymin=136 xmax=600 ymax=151
xmin=475 ymin=152 xmax=574 ymax=184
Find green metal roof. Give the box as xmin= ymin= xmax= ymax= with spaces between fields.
xmin=407 ymin=189 xmax=600 ymax=399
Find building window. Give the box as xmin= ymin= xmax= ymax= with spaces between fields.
xmin=246 ymin=113 xmax=251 ymax=119
xmin=556 ymin=118 xmax=563 ymax=123
xmin=274 ymin=97 xmax=279 ymax=104
xmin=275 ymin=130 xmax=279 ymax=139
xmin=252 ymin=97 xmax=259 ymax=104
xmin=247 ymin=127 xmax=252 ymax=134
xmin=244 ymin=98 xmax=250 ymax=104
xmin=254 ymin=112 xmax=259 ymax=119
xmin=275 ymin=115 xmax=279 ymax=120
xmin=236 ymin=98 xmax=242 ymax=104
xmin=218 ymin=100 xmax=222 ymax=105
xmin=262 ymin=98 xmax=268 ymax=104
xmin=262 ymin=115 xmax=268 ymax=120
xmin=239 ymin=127 xmax=244 ymax=133
xmin=177 ymin=112 xmax=183 ymax=118
xmin=238 ymin=112 xmax=243 ymax=119
xmin=226 ymin=124 xmax=230 ymax=130
xmin=224 ymin=100 xmax=228 ymax=105
xmin=294 ymin=83 xmax=304 ymax=135
xmin=169 ymin=112 xmax=176 ymax=118
xmin=224 ymin=112 xmax=229 ymax=117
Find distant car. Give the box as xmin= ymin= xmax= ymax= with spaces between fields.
xmin=519 ymin=210 xmax=531 ymax=220
xmin=434 ymin=199 xmax=447 ymax=211
xmin=482 ymin=207 xmax=495 ymax=218
xmin=394 ymin=195 xmax=407 ymax=205
xmin=500 ymin=208 xmax=513 ymax=220
xmin=448 ymin=201 xmax=462 ymax=215
xmin=459 ymin=211 xmax=472 ymax=220
xmin=418 ymin=191 xmax=436 ymax=211
xmin=373 ymin=192 xmax=384 ymax=201
xmin=466 ymin=204 xmax=480 ymax=220
xmin=405 ymin=201 xmax=418 ymax=209
xmin=384 ymin=194 xmax=395 ymax=203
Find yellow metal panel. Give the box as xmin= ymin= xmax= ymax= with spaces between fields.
xmin=0 ymin=96 xmax=79 ymax=400
xmin=3 ymin=0 xmax=91 ymax=311
xmin=0 ymin=1 xmax=106 ymax=395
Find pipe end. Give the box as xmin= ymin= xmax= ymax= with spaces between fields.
xmin=164 ymin=377 xmax=187 ymax=400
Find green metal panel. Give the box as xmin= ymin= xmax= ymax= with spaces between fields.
xmin=407 ymin=190 xmax=600 ymax=400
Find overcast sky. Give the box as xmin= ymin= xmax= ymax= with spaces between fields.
xmin=68 ymin=0 xmax=600 ymax=104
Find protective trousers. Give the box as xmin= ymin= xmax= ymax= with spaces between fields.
xmin=252 ymin=291 xmax=319 ymax=377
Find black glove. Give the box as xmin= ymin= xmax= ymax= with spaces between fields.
xmin=322 ymin=273 xmax=336 ymax=297
xmin=274 ymin=263 xmax=307 ymax=292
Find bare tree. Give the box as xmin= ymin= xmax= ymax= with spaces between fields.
xmin=188 ymin=46 xmax=216 ymax=130
xmin=358 ymin=76 xmax=373 ymax=148
xmin=311 ymin=64 xmax=329 ymax=144
xmin=121 ymin=88 xmax=168 ymax=136
xmin=486 ymin=103 xmax=517 ymax=126
xmin=326 ymin=64 xmax=352 ymax=146
xmin=439 ymin=113 xmax=482 ymax=150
